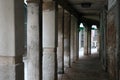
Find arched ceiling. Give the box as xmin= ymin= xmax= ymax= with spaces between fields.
xmin=67 ymin=0 xmax=107 ymax=21
xmin=58 ymin=0 xmax=107 ymax=25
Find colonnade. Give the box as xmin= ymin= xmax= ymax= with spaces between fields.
xmin=0 ymin=0 xmax=93 ymax=80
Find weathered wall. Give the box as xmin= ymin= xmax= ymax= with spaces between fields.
xmin=116 ymin=0 xmax=120 ymax=79
xmin=107 ymin=8 xmax=117 ymax=80
xmin=107 ymin=0 xmax=119 ymax=79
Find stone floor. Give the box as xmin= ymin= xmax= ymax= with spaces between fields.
xmin=58 ymin=53 xmax=109 ymax=80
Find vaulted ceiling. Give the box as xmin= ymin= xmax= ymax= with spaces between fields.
xmin=58 ymin=0 xmax=107 ymax=25
xmin=68 ymin=0 xmax=107 ymax=21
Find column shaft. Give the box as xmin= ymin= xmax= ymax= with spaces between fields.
xmin=73 ymin=18 xmax=79 ymax=61
xmin=43 ymin=1 xmax=57 ymax=80
xmin=64 ymin=12 xmax=71 ymax=68
xmin=57 ymin=7 xmax=64 ymax=74
xmin=88 ymin=27 xmax=91 ymax=55
xmin=27 ymin=1 xmax=42 ymax=80
xmin=76 ymin=21 xmax=79 ymax=60
xmin=70 ymin=16 xmax=75 ymax=63
xmin=84 ymin=28 xmax=88 ymax=55
xmin=0 ymin=0 xmax=24 ymax=80
xmin=84 ymin=27 xmax=91 ymax=55
xmin=79 ymin=30 xmax=82 ymax=48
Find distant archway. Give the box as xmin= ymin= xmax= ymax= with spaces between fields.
xmin=91 ymin=25 xmax=97 ymax=54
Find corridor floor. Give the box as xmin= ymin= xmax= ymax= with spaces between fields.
xmin=58 ymin=53 xmax=109 ymax=80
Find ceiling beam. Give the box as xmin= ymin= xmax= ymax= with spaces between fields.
xmin=57 ymin=0 xmax=83 ymax=20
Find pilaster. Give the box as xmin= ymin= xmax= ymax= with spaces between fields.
xmin=0 ymin=0 xmax=24 ymax=80
xmin=43 ymin=1 xmax=57 ymax=80
xmin=26 ymin=0 xmax=42 ymax=80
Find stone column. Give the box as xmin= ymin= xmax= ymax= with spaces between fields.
xmin=79 ymin=30 xmax=82 ymax=49
xmin=84 ymin=26 xmax=91 ymax=55
xmin=76 ymin=21 xmax=79 ymax=60
xmin=71 ymin=16 xmax=79 ymax=65
xmin=57 ymin=7 xmax=64 ymax=74
xmin=70 ymin=15 xmax=75 ymax=63
xmin=73 ymin=17 xmax=79 ymax=62
xmin=43 ymin=1 xmax=57 ymax=80
xmin=88 ymin=27 xmax=91 ymax=55
xmin=64 ymin=11 xmax=71 ymax=69
xmin=84 ymin=27 xmax=88 ymax=55
xmin=0 ymin=0 xmax=24 ymax=80
xmin=100 ymin=10 xmax=108 ymax=71
xmin=26 ymin=0 xmax=42 ymax=80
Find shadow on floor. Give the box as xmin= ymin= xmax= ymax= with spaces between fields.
xmin=58 ymin=53 xmax=109 ymax=80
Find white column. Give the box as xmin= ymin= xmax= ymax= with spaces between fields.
xmin=57 ymin=7 xmax=64 ymax=74
xmin=0 ymin=0 xmax=24 ymax=80
xmin=43 ymin=1 xmax=57 ymax=80
xmin=64 ymin=11 xmax=71 ymax=68
xmin=27 ymin=1 xmax=42 ymax=80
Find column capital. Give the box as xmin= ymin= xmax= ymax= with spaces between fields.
xmin=27 ymin=0 xmax=40 ymax=3
xmin=64 ymin=10 xmax=70 ymax=14
xmin=64 ymin=11 xmax=71 ymax=18
xmin=58 ymin=5 xmax=62 ymax=9
xmin=43 ymin=1 xmax=55 ymax=10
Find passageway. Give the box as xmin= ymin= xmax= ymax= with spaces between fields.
xmin=0 ymin=0 xmax=120 ymax=80
xmin=58 ymin=53 xmax=109 ymax=80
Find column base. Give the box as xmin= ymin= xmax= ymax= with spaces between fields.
xmin=64 ymin=55 xmax=70 ymax=68
xmin=43 ymin=48 xmax=57 ymax=80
